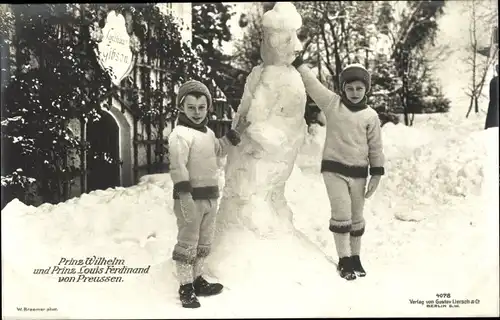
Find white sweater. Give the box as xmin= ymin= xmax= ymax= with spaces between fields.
xmin=168 ymin=125 xmax=233 ymax=199
xmin=297 ymin=65 xmax=385 ymax=174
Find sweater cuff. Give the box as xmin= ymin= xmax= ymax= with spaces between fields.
xmin=369 ymin=167 xmax=385 ymax=176
xmin=225 ymin=129 xmax=241 ymax=146
xmin=173 ymin=181 xmax=193 ymax=193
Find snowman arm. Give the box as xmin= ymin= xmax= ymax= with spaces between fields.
xmin=297 ymin=64 xmax=340 ymax=112
xmin=232 ymin=65 xmax=263 ymax=129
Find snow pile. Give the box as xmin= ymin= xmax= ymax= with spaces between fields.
xmin=1 ymin=174 xmax=182 ymax=318
xmin=1 ymin=174 xmax=178 ymax=267
xmin=377 ymin=114 xmax=489 ymax=220
xmin=381 ymin=126 xmax=485 ymax=210
xmin=382 ymin=122 xmax=437 ymax=159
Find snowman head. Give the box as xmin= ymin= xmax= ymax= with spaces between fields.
xmin=260 ymin=2 xmax=303 ymax=66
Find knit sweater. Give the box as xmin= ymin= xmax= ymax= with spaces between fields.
xmin=297 ymin=65 xmax=385 ymax=177
xmin=168 ymin=125 xmax=236 ymax=199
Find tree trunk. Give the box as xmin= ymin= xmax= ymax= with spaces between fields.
xmin=327 ymin=19 xmax=344 ymax=92
xmin=319 ymin=11 xmax=336 ymax=87
xmin=403 ymin=97 xmax=409 ymax=126
xmin=400 ymin=52 xmax=410 ymax=126
xmin=63 ymin=150 xmax=69 ymax=201
xmin=466 ymin=95 xmax=474 ymax=118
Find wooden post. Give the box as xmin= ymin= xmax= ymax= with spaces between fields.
xmin=133 ymin=119 xmax=138 ymax=183
xmin=157 ymin=65 xmax=165 ymax=172
xmin=145 ymin=23 xmax=152 ymax=174
xmin=80 ymin=117 xmax=87 ymax=193
xmin=132 ymin=56 xmax=139 ymax=183
xmin=62 ymin=120 xmax=69 ymax=200
xmin=156 ymin=105 xmax=164 ymax=172
xmin=79 ymin=5 xmax=87 ymax=194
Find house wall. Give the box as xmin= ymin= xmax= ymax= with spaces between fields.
xmin=66 ymin=5 xmax=188 ymax=199
xmin=67 ymin=98 xmax=134 ymax=198
xmin=1 ymin=4 xmax=191 ymax=205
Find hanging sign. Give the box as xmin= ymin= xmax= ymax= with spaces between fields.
xmin=95 ymin=10 xmax=135 ymax=86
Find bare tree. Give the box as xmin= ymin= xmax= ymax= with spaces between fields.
xmin=390 ymin=1 xmax=447 ymax=126
xmin=234 ymin=1 xmax=450 ymax=126
xmin=465 ymin=0 xmax=499 ymax=118
xmin=295 ymin=1 xmax=371 ymax=92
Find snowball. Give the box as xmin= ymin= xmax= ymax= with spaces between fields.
xmin=262 ymin=2 xmax=302 ymax=31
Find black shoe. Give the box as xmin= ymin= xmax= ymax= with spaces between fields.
xmin=337 ymin=257 xmax=357 ymax=281
xmin=351 ymin=255 xmax=366 ymax=277
xmin=179 ymin=283 xmax=201 ymax=308
xmin=193 ymin=276 xmax=224 ymax=296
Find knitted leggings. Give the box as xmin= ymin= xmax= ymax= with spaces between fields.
xmin=323 ymin=172 xmax=366 ymax=258
xmin=172 ymin=199 xmax=217 ymax=284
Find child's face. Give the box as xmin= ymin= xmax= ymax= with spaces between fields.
xmin=344 ymin=80 xmax=366 ymax=104
xmin=182 ymin=94 xmax=208 ymax=124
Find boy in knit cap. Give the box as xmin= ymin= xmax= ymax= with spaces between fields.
xmin=168 ymin=80 xmax=250 ymax=308
xmin=292 ymin=57 xmax=385 ymax=281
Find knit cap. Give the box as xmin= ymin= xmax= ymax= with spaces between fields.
xmin=176 ymin=80 xmax=213 ymax=111
xmin=339 ymin=64 xmax=371 ymax=93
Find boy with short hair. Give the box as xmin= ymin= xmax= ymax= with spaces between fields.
xmin=168 ymin=80 xmax=250 ymax=308
xmin=292 ymin=58 xmax=386 ymax=281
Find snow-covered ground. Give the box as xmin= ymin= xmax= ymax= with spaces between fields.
xmin=2 ymin=113 xmax=499 ymax=318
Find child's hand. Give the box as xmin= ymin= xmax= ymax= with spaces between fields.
xmin=179 ymin=193 xmax=196 ymax=223
xmin=365 ymin=175 xmax=381 ymax=198
xmin=234 ymin=116 xmax=251 ymax=135
xmin=292 ymin=55 xmax=304 ymax=69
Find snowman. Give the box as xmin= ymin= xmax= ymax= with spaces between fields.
xmin=216 ymin=2 xmax=307 ymax=236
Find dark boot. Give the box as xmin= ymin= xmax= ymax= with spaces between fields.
xmin=193 ymin=276 xmax=224 ymax=296
xmin=179 ymin=283 xmax=200 ymax=308
xmin=337 ymin=256 xmax=356 ymax=281
xmin=351 ymin=255 xmax=366 ymax=277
